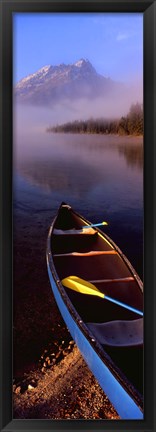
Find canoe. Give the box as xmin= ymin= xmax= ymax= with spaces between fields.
xmin=46 ymin=203 xmax=143 ymax=419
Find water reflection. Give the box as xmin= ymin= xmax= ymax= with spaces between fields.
xmin=14 ymin=132 xmax=143 ymax=193
xmin=118 ymin=143 xmax=143 ymax=169
xmin=16 ymin=159 xmax=102 ymax=199
xmin=44 ymin=133 xmax=143 ymax=169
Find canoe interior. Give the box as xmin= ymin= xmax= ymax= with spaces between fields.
xmin=51 ymin=204 xmax=143 ymax=396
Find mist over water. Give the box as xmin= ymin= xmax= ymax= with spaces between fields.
xmin=14 ymin=76 xmax=143 ymax=135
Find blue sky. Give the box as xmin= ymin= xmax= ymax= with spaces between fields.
xmin=13 ymin=13 xmax=143 ymax=85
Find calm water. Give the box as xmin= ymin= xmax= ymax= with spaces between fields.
xmin=13 ymin=130 xmax=143 ymax=278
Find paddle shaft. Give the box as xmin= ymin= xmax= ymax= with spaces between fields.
xmin=104 ymin=295 xmax=143 ymax=316
xmin=82 ymin=222 xmax=107 ymax=229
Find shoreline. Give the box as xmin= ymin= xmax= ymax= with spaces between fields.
xmin=46 ymin=129 xmax=143 ymax=139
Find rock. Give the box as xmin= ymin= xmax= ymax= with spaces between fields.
xmin=15 ymin=386 xmax=21 ymax=394
xmin=63 ymin=348 xmax=69 ymax=356
xmin=55 ymin=352 xmax=60 ymax=360
xmin=28 ymin=384 xmax=34 ymax=391
xmin=69 ymin=340 xmax=74 ymax=346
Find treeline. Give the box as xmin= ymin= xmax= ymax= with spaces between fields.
xmin=47 ymin=103 xmax=143 ymax=136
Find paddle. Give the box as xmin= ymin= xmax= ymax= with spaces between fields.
xmin=82 ymin=221 xmax=108 ymax=229
xmin=61 ymin=276 xmax=143 ymax=317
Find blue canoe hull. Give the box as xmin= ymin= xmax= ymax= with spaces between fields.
xmin=47 ymin=261 xmax=143 ymax=420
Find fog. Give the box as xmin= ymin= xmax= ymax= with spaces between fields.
xmin=13 ymin=81 xmax=143 ymax=136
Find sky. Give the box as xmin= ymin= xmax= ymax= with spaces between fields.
xmin=13 ymin=12 xmax=143 ymax=87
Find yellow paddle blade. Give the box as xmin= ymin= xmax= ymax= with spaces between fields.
xmin=102 ymin=221 xmax=108 ymax=226
xmin=61 ymin=276 xmax=104 ymax=299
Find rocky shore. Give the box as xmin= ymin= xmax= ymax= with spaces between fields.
xmin=13 ymin=344 xmax=119 ymax=420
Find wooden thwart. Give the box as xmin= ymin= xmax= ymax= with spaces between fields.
xmin=54 ymin=250 xmax=116 ymax=257
xmin=90 ymin=276 xmax=135 ymax=284
xmin=53 ymin=227 xmax=96 ymax=235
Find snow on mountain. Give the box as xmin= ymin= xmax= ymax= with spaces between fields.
xmin=16 ymin=65 xmax=51 ymax=87
xmin=15 ymin=59 xmax=122 ymax=105
xmin=75 ymin=59 xmax=85 ymax=67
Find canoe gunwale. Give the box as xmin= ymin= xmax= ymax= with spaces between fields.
xmin=46 ymin=202 xmax=143 ymax=413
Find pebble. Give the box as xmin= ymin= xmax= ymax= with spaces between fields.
xmin=63 ymin=348 xmax=69 ymax=356
xmin=55 ymin=352 xmax=61 ymax=360
xmin=28 ymin=385 xmax=34 ymax=391
xmin=15 ymin=386 xmax=21 ymax=394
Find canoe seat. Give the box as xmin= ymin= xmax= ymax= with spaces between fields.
xmin=87 ymin=318 xmax=143 ymax=347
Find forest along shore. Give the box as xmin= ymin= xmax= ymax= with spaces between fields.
xmin=13 ymin=209 xmax=119 ymax=419
xmin=47 ymin=103 xmax=143 ymax=136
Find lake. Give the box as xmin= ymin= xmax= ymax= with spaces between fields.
xmin=13 ymin=129 xmax=143 ymax=279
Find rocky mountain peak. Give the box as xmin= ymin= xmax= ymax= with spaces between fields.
xmin=15 ymin=59 xmax=121 ymax=105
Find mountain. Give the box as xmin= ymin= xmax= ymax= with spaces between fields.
xmin=15 ymin=59 xmax=123 ymax=106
